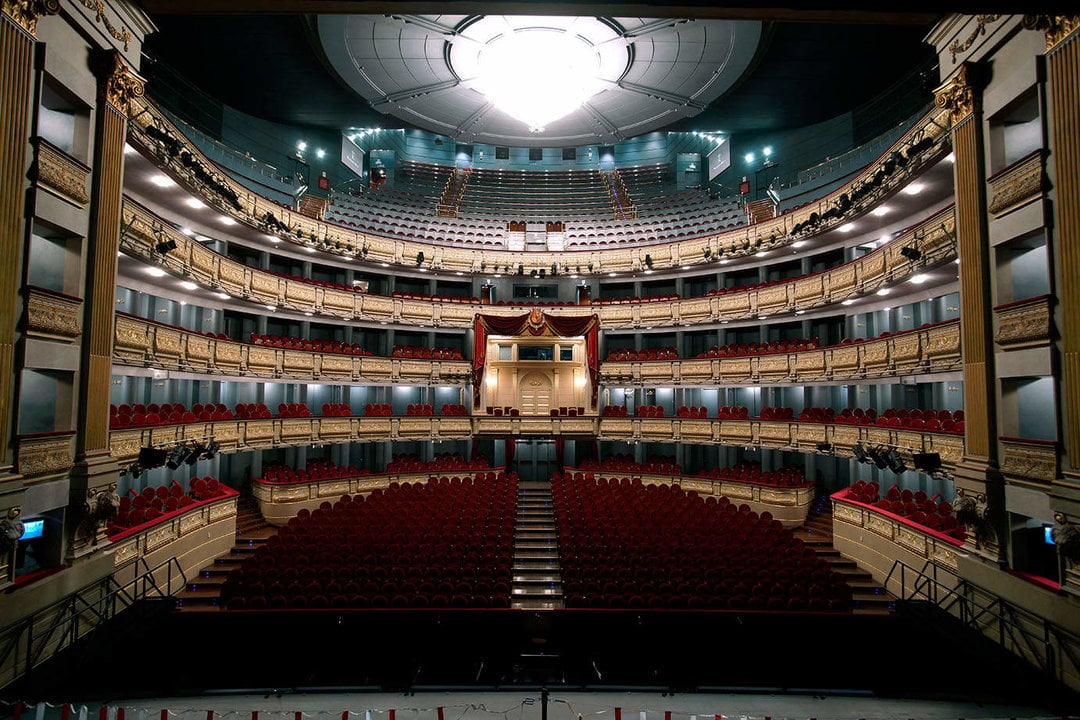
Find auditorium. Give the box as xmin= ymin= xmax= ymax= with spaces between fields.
xmin=1 ymin=2 xmax=1079 ymax=717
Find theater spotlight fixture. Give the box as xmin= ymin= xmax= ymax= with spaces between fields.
xmin=550 ymin=263 xmax=558 ymax=276
xmin=155 ymin=238 xmax=178 ymax=254
xmin=128 ymin=463 xmax=142 ymax=479
xmin=517 ymin=264 xmax=525 ymax=276
xmin=166 ymin=445 xmax=193 ymax=470
xmin=200 ymin=441 xmax=221 ymax=460
xmin=852 ymin=445 xmax=870 ymax=464
xmin=900 ymin=245 xmax=922 ymax=261
xmin=530 ymin=269 xmax=538 ymax=277
xmin=912 ymin=452 xmax=942 ymax=473
xmin=703 ymin=247 xmax=712 ymax=260
xmin=869 ymin=446 xmax=890 ymax=470
xmin=886 ymin=448 xmax=907 ymax=474
xmin=817 ymin=442 xmax=833 ymax=454
xmin=416 ymin=251 xmax=425 ymax=265
xmin=644 ymin=254 xmax=653 ymax=268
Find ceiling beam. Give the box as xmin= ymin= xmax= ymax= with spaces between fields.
xmin=616 ymin=80 xmax=706 ymax=110
xmin=371 ymin=78 xmax=460 ymax=106
xmin=138 ymin=1 xmax=941 ymax=25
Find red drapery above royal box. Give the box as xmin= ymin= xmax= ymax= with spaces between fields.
xmin=473 ymin=311 xmax=600 ymax=407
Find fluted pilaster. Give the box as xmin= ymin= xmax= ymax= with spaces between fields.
xmin=1030 ymin=16 xmax=1080 ymax=476
xmin=0 ymin=6 xmax=47 ymax=476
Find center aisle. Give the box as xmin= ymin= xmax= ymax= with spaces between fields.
xmin=511 ymin=480 xmax=564 ymax=609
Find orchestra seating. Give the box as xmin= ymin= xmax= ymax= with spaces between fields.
xmin=391 ymin=345 xmax=464 ymax=360
xmin=457 ymin=167 xmax=611 ymax=218
xmin=575 ymin=454 xmax=680 ymax=475
xmin=552 ymin=471 xmax=851 ymax=611
xmin=384 ymin=452 xmax=490 ymax=473
xmin=108 ymin=477 xmax=228 ymax=535
xmin=221 ymin=473 xmax=517 ymax=610
xmin=844 ymin=480 xmax=967 ymax=541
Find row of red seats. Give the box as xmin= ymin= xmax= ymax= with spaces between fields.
xmin=108 ymin=477 xmax=227 ymax=535
xmin=606 ymin=347 xmax=678 ymax=361
xmin=258 ymin=460 xmax=367 ymax=485
xmin=548 ymin=406 xmax=586 ymax=417
xmin=696 ymin=338 xmax=820 ymax=358
xmin=490 ymin=300 xmax=578 ymax=307
xmin=110 ymin=402 xmax=234 ymax=428
xmin=485 ymin=406 xmax=520 ymax=416
xmin=406 ymin=404 xmax=434 ymax=416
xmin=695 ymin=462 xmax=809 ymax=488
xmin=390 ymin=345 xmax=463 ymax=360
xmin=363 ymin=403 xmax=392 ymax=416
xmin=236 ymin=403 xmax=273 ymax=419
xmin=575 ymin=454 xmax=681 ymax=475
xmin=385 ymin=453 xmax=491 ymax=473
xmin=760 ymin=406 xmax=795 ymax=421
xmin=441 ymin=404 xmax=469 ymax=416
xmin=845 ymin=481 xmax=966 ymax=541
xmin=320 ymin=403 xmax=351 ymax=417
xmin=222 ymin=475 xmax=517 ymax=610
xmin=277 ymin=403 xmax=311 ymax=418
xmin=250 ymin=334 xmax=374 ymax=356
xmin=266 ymin=269 xmax=359 ymax=294
xmin=634 ymin=405 xmax=666 ymax=417
xmin=600 ymin=406 xmax=629 ymax=417
xmin=551 ymin=472 xmax=851 ymax=611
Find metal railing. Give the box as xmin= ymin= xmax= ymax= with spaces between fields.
xmin=0 ymin=556 xmax=187 ymax=689
xmin=885 ymin=559 xmax=1080 ymax=688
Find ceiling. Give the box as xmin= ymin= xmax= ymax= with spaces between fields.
xmin=142 ymin=10 xmax=937 ymax=140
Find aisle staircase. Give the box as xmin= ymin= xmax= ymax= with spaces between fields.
xmin=793 ymin=497 xmax=896 ymax=615
xmin=436 ymin=167 xmax=470 ymax=217
xmin=297 ymin=193 xmax=328 ymax=220
xmin=511 ymin=480 xmax=564 ymax=609
xmin=604 ymin=169 xmax=637 ymax=220
xmin=175 ymin=495 xmax=276 ymax=612
xmin=745 ymin=197 xmax=774 ymax=225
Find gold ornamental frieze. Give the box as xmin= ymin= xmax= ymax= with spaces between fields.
xmin=988 ymin=151 xmax=1047 ymax=217
xmin=1000 ymin=437 xmax=1058 ymax=484
xmin=31 ymin=138 xmax=89 ymax=206
xmin=994 ymin=295 xmax=1052 ymax=348
xmin=934 ymin=63 xmax=983 ymax=126
xmin=25 ymin=288 xmax=82 ymax=340
xmin=1022 ymin=14 xmax=1080 ymax=51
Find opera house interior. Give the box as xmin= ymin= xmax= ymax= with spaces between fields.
xmin=0 ymin=1 xmax=1079 ymax=717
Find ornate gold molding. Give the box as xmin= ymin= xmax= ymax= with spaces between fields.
xmin=77 ymin=0 xmax=131 ymax=51
xmin=16 ymin=432 xmax=75 ymax=478
xmin=948 ymin=14 xmax=1003 ymax=61
xmin=93 ymin=49 xmax=144 ymax=114
xmin=1022 ymin=14 xmax=1080 ymax=52
xmin=988 ymin=151 xmax=1047 ymax=217
xmin=934 ymin=63 xmax=983 ymax=126
xmin=32 ymin=138 xmax=90 ymax=206
xmin=25 ymin=288 xmax=83 ymax=340
xmin=994 ymin=295 xmax=1052 ymax=348
xmin=1 ymin=0 xmax=58 ymax=36
xmin=1000 ymin=437 xmax=1058 ymax=484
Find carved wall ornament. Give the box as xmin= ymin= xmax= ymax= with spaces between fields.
xmin=77 ymin=0 xmax=131 ymax=51
xmin=1 ymin=0 xmax=58 ymax=35
xmin=988 ymin=153 xmax=1047 ymax=217
xmin=1000 ymin=438 xmax=1058 ymax=483
xmin=26 ymin=289 xmax=83 ymax=340
xmin=93 ymin=49 xmax=144 ymax=114
xmin=934 ymin=64 xmax=983 ymax=126
xmin=994 ymin=296 xmax=1051 ymax=348
xmin=948 ymin=14 xmax=1003 ymax=61
xmin=1022 ymin=15 xmax=1080 ymax=52
xmin=1052 ymin=522 xmax=1080 ymax=563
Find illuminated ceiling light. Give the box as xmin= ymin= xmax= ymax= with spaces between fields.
xmin=755 ymin=251 xmax=768 ymax=258
xmin=903 ymin=183 xmax=925 ymax=195
xmin=220 ymin=216 xmax=236 ymax=225
xmin=303 ymin=312 xmax=314 ymax=317
xmin=178 ymin=300 xmax=187 ymax=306
xmin=180 ymin=228 xmax=194 ymax=236
xmin=719 ymin=259 xmax=730 ymax=265
xmin=145 ymin=267 xmax=166 ymax=277
xmin=297 ymin=141 xmax=307 ymax=151
xmin=265 ymin=234 xmax=279 ymax=243
xmin=681 ymin=266 xmax=692 ymax=271
xmin=643 ymin=269 xmax=654 ymax=275
xmin=954 ymin=258 xmax=961 ymax=265
xmin=744 ymin=152 xmax=755 ymax=163
xmin=608 ymin=272 xmax=617 ymax=277
xmin=762 ymin=146 xmax=773 ymax=157
xmin=216 ymin=292 xmax=230 ymax=300
xmin=494 ymin=274 xmax=502 ymax=278
xmin=124 ymin=144 xmax=136 ymax=155
xmin=791 ymin=241 xmax=806 ymax=248
xmin=720 ymin=320 xmax=729 ymax=325
xmin=304 ymin=246 xmax=316 ymax=253
xmin=470 ymin=28 xmax=607 ymax=132
xmin=185 ymin=198 xmax=205 ymax=209
xmin=265 ymin=304 xmax=277 ymax=311
xmin=150 ymin=174 xmax=175 ymax=188
xmin=380 ymin=263 xmax=389 ymax=268
xmin=909 ymin=274 xmax=930 ymax=284
xmin=838 ymin=224 xmax=855 ymax=233
xmin=455 ymin=271 xmax=464 ymax=276
xmin=419 ymin=268 xmax=429 ymax=273
xmin=794 ymin=310 xmax=805 ymax=315
xmin=316 ymin=149 xmax=326 ymax=159
xmin=841 ymin=299 xmax=857 ymax=306
xmin=179 ymin=281 xmax=198 ymax=290
xmin=876 ymin=288 xmax=891 ymax=296
xmin=871 ymin=206 xmax=890 ymax=217
xmin=945 ymin=152 xmax=955 ymax=163
xmin=195 ymin=235 xmax=212 ymax=243
xmin=758 ymin=315 xmax=769 ymax=320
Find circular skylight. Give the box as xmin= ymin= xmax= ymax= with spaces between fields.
xmin=318 ymin=15 xmax=762 ymax=146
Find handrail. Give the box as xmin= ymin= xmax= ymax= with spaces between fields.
xmin=0 ymin=556 xmax=187 ymax=688
xmin=883 ymin=559 xmax=1080 ymax=686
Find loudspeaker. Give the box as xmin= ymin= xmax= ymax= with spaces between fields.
xmin=900 ymin=246 xmax=922 ymax=261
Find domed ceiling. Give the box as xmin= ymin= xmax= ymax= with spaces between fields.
xmin=317 ymin=15 xmax=762 ymax=146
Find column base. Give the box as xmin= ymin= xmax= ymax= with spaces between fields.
xmin=66 ymin=452 xmax=120 ymax=562
xmin=953 ymin=456 xmax=1006 ymax=564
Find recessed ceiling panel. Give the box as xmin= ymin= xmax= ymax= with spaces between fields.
xmin=319 ymin=14 xmax=761 ymax=147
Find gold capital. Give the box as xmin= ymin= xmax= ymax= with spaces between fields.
xmin=1022 ymin=14 xmax=1080 ymax=52
xmin=92 ymin=49 xmax=145 ymax=115
xmin=934 ymin=63 xmax=983 ymax=127
xmin=1 ymin=0 xmax=59 ymax=35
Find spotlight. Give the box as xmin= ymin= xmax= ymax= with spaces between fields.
xmin=853 ymin=445 xmax=869 ymax=464
xmin=886 ymin=448 xmax=907 ymax=473
xmin=416 ymin=251 xmax=425 ymax=265
xmin=551 ymin=263 xmax=558 ymax=276
xmin=869 ymin=446 xmax=889 ymax=470
xmin=817 ymin=442 xmax=833 ymax=454
xmin=530 ymin=269 xmax=538 ymax=277
xmin=166 ymin=445 xmax=192 ymax=470
xmin=644 ymin=254 xmax=653 ymax=268
xmin=517 ymin=264 xmax=525 ymax=276
xmin=185 ymin=444 xmax=201 ymax=465
xmin=539 ymin=268 xmax=546 ymax=278
xmin=156 ymin=239 xmax=178 ymax=254
xmin=912 ymin=452 xmax=942 ymax=473
xmin=900 ymin=246 xmax=922 ymax=261
xmin=703 ymin=247 xmax=712 ymax=260
xmin=129 ymin=463 xmax=142 ymax=479
xmin=138 ymin=447 xmax=168 ymax=468
xmin=201 ymin=441 xmax=220 ymax=460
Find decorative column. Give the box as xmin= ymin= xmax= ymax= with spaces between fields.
xmin=934 ymin=63 xmax=1004 ymax=561
xmin=0 ymin=1 xmax=56 ymax=480
xmin=1025 ymin=16 xmax=1080 ymax=475
xmin=68 ymin=50 xmax=143 ymax=558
